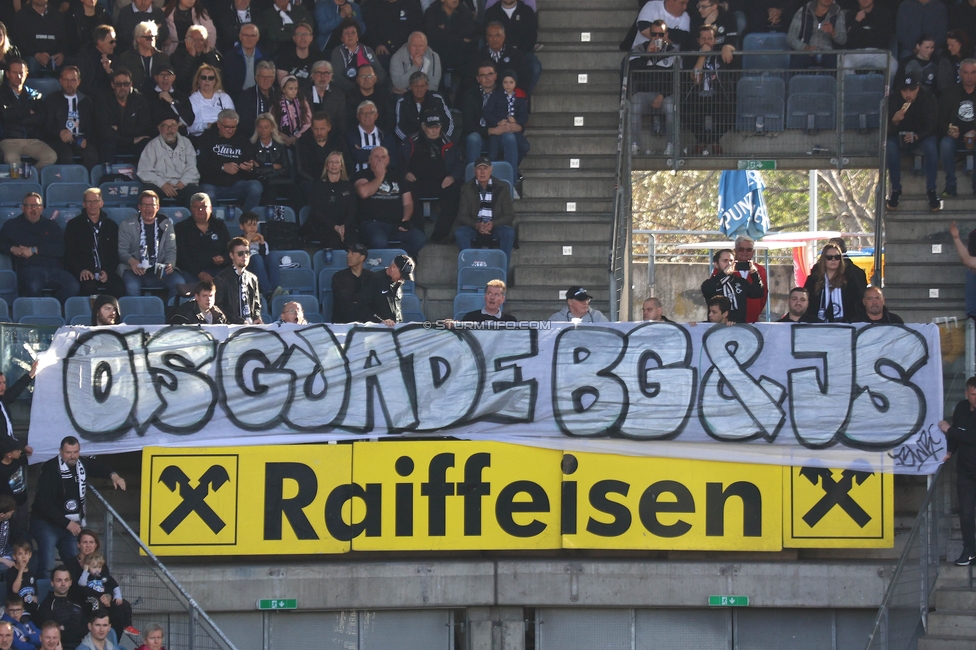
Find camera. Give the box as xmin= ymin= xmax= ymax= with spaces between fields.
xmin=735 ymin=261 xmax=750 ymax=271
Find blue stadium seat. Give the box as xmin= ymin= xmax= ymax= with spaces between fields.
xmin=741 ymin=33 xmax=790 ymax=75
xmin=41 ymin=165 xmax=88 ymax=189
xmin=0 ymin=298 xmax=9 ymax=322
xmin=25 ymin=78 xmax=61 ymax=96
xmin=299 ymin=205 xmax=311 ymax=225
xmin=90 ymin=164 xmax=137 ymax=186
xmin=401 ymin=294 xmax=424 ymax=322
xmin=0 ymin=207 xmax=20 ymax=227
xmin=317 ymin=268 xmax=343 ymax=306
xmin=99 ymin=181 xmax=143 ymax=206
xmin=0 ymin=271 xmax=16 ymax=306
xmin=45 ymin=182 xmax=89 ymax=208
xmin=64 ymin=296 xmax=93 ymax=324
xmin=122 ymin=313 xmax=166 ymax=325
xmin=0 ymin=256 xmax=10 ymax=271
xmin=279 ymin=269 xmax=317 ymax=296
xmin=69 ymin=314 xmax=91 ymax=325
xmin=158 ymin=206 xmax=191 ymax=223
xmin=320 ymin=292 xmax=333 ymax=322
xmin=843 ymin=73 xmax=885 ymax=131
xmin=453 ymin=292 xmax=485 ymax=320
xmin=271 ymin=294 xmax=320 ymax=321
xmin=18 ymin=315 xmax=65 ymax=326
xmin=268 ymin=250 xmax=312 ymax=269
xmin=118 ymin=296 xmax=166 ymax=318
xmin=104 ymin=207 xmax=136 ymax=225
xmin=736 ymin=76 xmax=785 ymax=133
xmin=458 ymin=249 xmax=508 ymax=274
xmin=458 ymin=266 xmax=507 ymax=293
xmin=313 ymin=249 xmax=347 ymax=272
xmin=0 ymin=183 xmax=43 ymax=207
xmin=13 ymin=297 xmax=61 ymax=322
xmin=47 ymin=207 xmax=72 ymax=231
xmin=786 ymin=75 xmax=837 ymax=131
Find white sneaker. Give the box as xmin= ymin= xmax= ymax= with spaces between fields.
xmin=663 ymin=142 xmax=673 ymax=156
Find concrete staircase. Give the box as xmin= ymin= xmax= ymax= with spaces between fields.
xmin=416 ymin=0 xmax=625 ymax=321
xmin=920 ymin=565 xmax=976 ymax=650
xmin=883 ymin=167 xmax=969 ymax=325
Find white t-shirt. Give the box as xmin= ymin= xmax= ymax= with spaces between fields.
xmin=633 ymin=0 xmax=690 ymax=49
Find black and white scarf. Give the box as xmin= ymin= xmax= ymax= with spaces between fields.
xmin=479 ymin=88 xmax=492 ymax=127
xmin=237 ymin=269 xmax=251 ymax=322
xmin=477 ymin=180 xmax=493 ymax=223
xmin=90 ymin=219 xmax=102 ymax=273
xmin=140 ymin=219 xmax=161 ymax=267
xmin=59 ymin=456 xmax=86 ymax=523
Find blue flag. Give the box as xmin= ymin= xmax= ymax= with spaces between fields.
xmin=717 ymin=170 xmax=770 ymax=239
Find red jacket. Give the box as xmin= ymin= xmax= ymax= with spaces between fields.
xmin=708 ymin=262 xmax=768 ymax=322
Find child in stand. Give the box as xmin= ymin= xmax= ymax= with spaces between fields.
xmin=5 ymin=541 xmax=37 ymax=619
xmin=483 ymin=69 xmax=530 ymax=182
xmin=2 ymin=594 xmax=40 ymax=650
xmin=0 ymin=435 xmax=29 ymax=545
xmin=78 ymin=552 xmax=134 ymax=640
xmin=273 ymin=76 xmax=313 ymax=146
xmin=238 ymin=211 xmax=282 ymax=301
xmin=0 ymin=495 xmax=17 ymax=572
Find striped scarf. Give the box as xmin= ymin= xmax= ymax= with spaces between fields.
xmin=477 ymin=180 xmax=493 ymax=223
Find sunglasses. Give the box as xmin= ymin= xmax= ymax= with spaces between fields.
xmin=234 ymin=250 xmax=250 ymax=257
xmin=649 ymin=32 xmax=666 ymax=37
xmin=824 ymin=254 xmax=842 ymax=261
xmin=199 ymin=75 xmax=216 ymax=81
xmin=736 ymin=247 xmax=753 ymax=252
xmin=114 ymin=81 xmax=131 ymax=86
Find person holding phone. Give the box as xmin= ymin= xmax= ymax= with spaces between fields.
xmin=733 ymin=235 xmax=768 ymax=322
xmin=699 ymin=247 xmax=764 ymax=325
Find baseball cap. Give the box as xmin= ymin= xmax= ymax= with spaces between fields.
xmin=474 ymin=156 xmax=492 ymax=168
xmin=423 ymin=113 xmax=442 ymax=127
xmin=346 ymin=242 xmax=368 ymax=256
xmin=155 ymin=64 xmax=175 ymax=75
xmin=567 ymin=286 xmax=591 ymax=301
xmin=393 ymin=254 xmax=415 ymax=281
xmin=899 ymin=73 xmax=920 ymax=89
xmin=0 ymin=435 xmax=25 ymax=456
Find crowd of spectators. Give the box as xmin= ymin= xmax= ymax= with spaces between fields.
xmin=0 ymin=0 xmax=541 ymax=284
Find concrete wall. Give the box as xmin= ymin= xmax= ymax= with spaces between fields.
xmin=631 ymin=263 xmax=795 ymax=322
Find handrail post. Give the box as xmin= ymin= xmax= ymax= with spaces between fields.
xmin=189 ymin=606 xmax=197 ymax=650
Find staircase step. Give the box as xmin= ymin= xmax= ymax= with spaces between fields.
xmin=518 ymin=218 xmax=613 ymax=242
xmin=536 ymin=48 xmax=627 ymax=71
xmin=537 ymin=9 xmax=636 ymax=30
xmin=515 ymin=264 xmax=607 ymax=286
xmin=538 ymin=28 xmax=627 ymax=46
xmin=935 ymin=587 xmax=976 ymax=610
xmin=529 ymin=130 xmax=619 ymax=155
xmin=520 ymin=155 xmax=618 ymax=172
xmin=920 ymin=636 xmax=976 ymax=650
xmin=518 ymin=241 xmax=610 ymax=263
xmin=532 ymin=92 xmax=620 ymax=113
xmin=885 ymin=266 xmax=967 ymax=285
xmin=536 ymin=69 xmax=622 ymax=90
xmin=522 ymin=173 xmax=615 ymax=198
xmin=515 ymin=198 xmax=615 ymax=213
xmin=529 ymin=112 xmax=622 ymax=129
xmin=928 ymin=611 xmax=976 ymax=638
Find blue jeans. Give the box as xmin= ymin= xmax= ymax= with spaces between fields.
xmin=358 ymin=221 xmax=426 ymax=258
xmin=465 ymin=132 xmax=487 ymax=166
xmin=454 ymin=224 xmax=515 ymax=265
xmin=200 ymin=181 xmax=263 ymax=212
xmin=887 ymin=134 xmax=937 ymax=192
xmin=247 ymin=253 xmax=280 ymax=296
xmin=122 ymin=268 xmax=186 ymax=302
xmin=488 ymin=132 xmax=529 ymax=175
xmin=939 ymin=135 xmax=972 ymax=192
xmin=19 ymin=266 xmax=80 ymax=304
xmin=30 ymin=517 xmax=78 ymax=579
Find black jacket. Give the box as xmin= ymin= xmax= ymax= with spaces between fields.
xmin=214 ymin=266 xmax=261 ymax=324
xmin=394 ymin=90 xmax=453 ymax=142
xmin=483 ymin=0 xmax=538 ymax=54
xmin=76 ymin=43 xmax=116 ymax=102
xmin=0 ymin=83 xmax=46 ymax=141
xmin=331 ymin=266 xmax=375 ymax=323
xmin=949 ymin=398 xmax=976 ymax=473
xmin=114 ymin=5 xmax=170 ymax=55
xmin=235 ymin=85 xmax=278 ymax=141
xmin=31 ymin=455 xmax=116 ymax=528
xmin=303 ymin=83 xmax=346 ymax=133
xmin=170 ymin=300 xmax=229 ymax=324
xmin=36 ymin=594 xmax=86 ymax=650
xmin=361 ymin=0 xmax=422 ymax=54
xmin=221 ymin=43 xmax=269 ymax=98
xmin=296 ymin=129 xmax=349 ymax=182
xmin=364 ymin=268 xmax=402 ymax=323
xmin=170 ymin=45 xmax=223 ymax=95
xmin=303 ymin=178 xmax=356 ymax=242
xmin=13 ymin=5 xmax=67 ymax=57
xmin=700 ymin=270 xmax=764 ymax=324
xmin=62 ymin=212 xmax=120 ymax=278
xmin=253 ymin=138 xmax=291 ymax=181
xmin=115 ymin=49 xmax=173 ymax=97
xmin=96 ymin=90 xmax=154 ymax=145
xmin=44 ymin=91 xmax=95 ymax=144
xmin=888 ymin=84 xmax=937 ymax=141
xmin=146 ymin=86 xmax=197 ymax=131
xmin=175 ymin=216 xmax=231 ymax=279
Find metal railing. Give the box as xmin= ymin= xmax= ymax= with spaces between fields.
xmin=87 ymin=487 xmax=238 ymax=650
xmin=864 ymin=465 xmax=949 ymax=650
xmin=609 ymin=64 xmax=632 ymax=321
xmin=625 ymin=50 xmax=892 ymax=170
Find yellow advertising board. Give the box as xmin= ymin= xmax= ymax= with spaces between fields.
xmin=562 ymin=451 xmax=783 ymax=551
xmin=783 ymin=466 xmax=893 ymax=548
xmin=142 ymin=444 xmax=352 ymax=555
xmin=139 ymin=443 xmax=894 ymax=555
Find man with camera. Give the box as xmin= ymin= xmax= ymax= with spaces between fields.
xmin=699 ymin=247 xmax=764 ymax=325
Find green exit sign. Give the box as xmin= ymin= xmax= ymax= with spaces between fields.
xmin=257 ymin=599 xmax=297 ymax=610
xmin=737 ymin=160 xmax=776 ymax=171
xmin=708 ymin=595 xmax=749 ymax=607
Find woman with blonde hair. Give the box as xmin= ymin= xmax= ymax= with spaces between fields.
xmin=803 ymin=243 xmax=865 ymax=323
xmin=188 ymin=64 xmax=234 ymax=136
xmin=0 ymin=22 xmax=21 ymax=75
xmin=251 ymin=113 xmax=291 ymax=198
xmin=302 ymin=150 xmax=356 ymax=249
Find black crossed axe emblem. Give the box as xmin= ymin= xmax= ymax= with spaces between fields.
xmin=799 ymin=467 xmax=873 ymax=528
xmin=158 ymin=465 xmax=230 ymax=534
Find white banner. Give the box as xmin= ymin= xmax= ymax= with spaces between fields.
xmin=29 ymin=322 xmax=945 ymax=474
